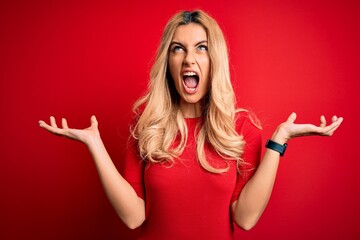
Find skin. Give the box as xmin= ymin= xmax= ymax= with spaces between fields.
xmin=231 ymin=113 xmax=343 ymax=230
xmin=168 ymin=23 xmax=210 ymax=118
xmin=39 ymin=116 xmax=146 ymax=229
xmin=38 ymin=23 xmax=344 ymax=231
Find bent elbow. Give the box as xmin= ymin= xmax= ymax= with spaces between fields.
xmin=124 ymin=216 xmax=145 ymax=230
xmin=234 ymin=215 xmax=259 ymax=231
xmin=126 ymin=220 xmax=144 ymax=230
xmin=236 ymin=221 xmax=256 ymax=231
xmin=119 ymin=212 xmax=145 ymax=230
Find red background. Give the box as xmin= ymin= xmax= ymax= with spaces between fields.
xmin=1 ymin=0 xmax=359 ymax=239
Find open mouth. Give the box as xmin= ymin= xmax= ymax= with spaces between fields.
xmin=182 ymin=71 xmax=199 ymax=94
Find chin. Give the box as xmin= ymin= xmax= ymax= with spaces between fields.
xmin=181 ymin=94 xmax=205 ymax=104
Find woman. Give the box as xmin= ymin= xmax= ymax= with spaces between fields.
xmin=38 ymin=10 xmax=343 ymax=239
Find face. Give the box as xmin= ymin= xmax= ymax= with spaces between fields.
xmin=168 ymin=23 xmax=211 ymax=116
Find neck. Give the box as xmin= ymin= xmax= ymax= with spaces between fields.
xmin=179 ymin=100 xmax=202 ymax=118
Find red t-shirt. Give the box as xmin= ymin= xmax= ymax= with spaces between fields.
xmin=123 ymin=113 xmax=262 ymax=239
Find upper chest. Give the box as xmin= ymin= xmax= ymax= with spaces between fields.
xmin=143 ymin=137 xmax=238 ymax=198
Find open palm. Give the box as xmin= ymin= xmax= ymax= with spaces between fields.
xmin=275 ymin=113 xmax=343 ymax=143
xmin=38 ymin=115 xmax=100 ymax=145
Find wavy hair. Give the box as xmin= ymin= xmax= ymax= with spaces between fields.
xmin=132 ymin=10 xmax=248 ymax=173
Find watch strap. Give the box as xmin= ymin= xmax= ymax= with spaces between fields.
xmin=265 ymin=139 xmax=287 ymax=156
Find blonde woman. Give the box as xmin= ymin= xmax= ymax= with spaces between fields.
xmin=39 ymin=10 xmax=343 ymax=240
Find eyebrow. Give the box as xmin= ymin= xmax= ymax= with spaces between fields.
xmin=169 ymin=40 xmax=208 ymax=47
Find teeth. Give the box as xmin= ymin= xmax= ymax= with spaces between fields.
xmin=184 ymin=85 xmax=196 ymax=90
xmin=183 ymin=72 xmax=197 ymax=76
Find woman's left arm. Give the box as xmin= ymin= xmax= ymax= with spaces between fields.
xmin=232 ymin=112 xmax=343 ymax=230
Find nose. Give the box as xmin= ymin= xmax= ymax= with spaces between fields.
xmin=183 ymin=51 xmax=196 ymax=65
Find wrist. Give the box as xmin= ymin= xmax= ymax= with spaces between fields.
xmin=265 ymin=139 xmax=287 ymax=157
xmin=271 ymin=125 xmax=289 ymax=145
xmin=85 ymin=134 xmax=103 ymax=149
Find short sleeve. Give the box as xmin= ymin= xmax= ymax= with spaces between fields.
xmin=231 ymin=112 xmax=262 ymax=203
xmin=122 ymin=138 xmax=146 ymax=200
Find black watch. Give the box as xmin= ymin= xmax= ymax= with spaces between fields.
xmin=265 ymin=139 xmax=287 ymax=157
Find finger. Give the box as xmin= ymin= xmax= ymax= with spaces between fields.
xmin=38 ymin=120 xmax=52 ymax=129
xmin=62 ymin=118 xmax=69 ymax=129
xmin=320 ymin=115 xmax=326 ymax=128
xmin=287 ymin=112 xmax=297 ymax=123
xmin=332 ymin=115 xmax=338 ymax=122
xmin=50 ymin=116 xmax=58 ymax=128
xmin=90 ymin=115 xmax=98 ymax=128
xmin=321 ymin=117 xmax=343 ymax=136
xmin=324 ymin=124 xmax=341 ymax=136
xmin=39 ymin=119 xmax=63 ymax=135
xmin=38 ymin=120 xmax=45 ymax=127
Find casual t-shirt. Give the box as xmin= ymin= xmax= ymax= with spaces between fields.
xmin=123 ymin=113 xmax=262 ymax=239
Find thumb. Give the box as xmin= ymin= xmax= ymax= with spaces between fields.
xmin=286 ymin=112 xmax=297 ymax=123
xmin=90 ymin=115 xmax=98 ymax=128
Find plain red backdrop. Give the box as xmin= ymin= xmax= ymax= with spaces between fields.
xmin=1 ymin=0 xmax=359 ymax=239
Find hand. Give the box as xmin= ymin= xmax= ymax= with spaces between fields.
xmin=38 ymin=115 xmax=100 ymax=146
xmin=272 ymin=112 xmax=344 ymax=144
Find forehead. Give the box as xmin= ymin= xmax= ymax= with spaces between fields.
xmin=171 ymin=23 xmax=207 ymax=43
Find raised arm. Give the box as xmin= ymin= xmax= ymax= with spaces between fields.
xmin=232 ymin=113 xmax=343 ymax=230
xmin=38 ymin=116 xmax=145 ymax=229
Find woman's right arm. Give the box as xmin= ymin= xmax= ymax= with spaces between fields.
xmin=38 ymin=116 xmax=145 ymax=229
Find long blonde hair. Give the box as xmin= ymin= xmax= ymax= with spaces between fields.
xmin=132 ymin=10 xmax=246 ymax=173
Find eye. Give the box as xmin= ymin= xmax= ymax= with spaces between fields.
xmin=171 ymin=45 xmax=184 ymax=52
xmin=197 ymin=44 xmax=208 ymax=51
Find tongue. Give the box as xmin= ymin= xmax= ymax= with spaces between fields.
xmin=184 ymin=77 xmax=198 ymax=88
